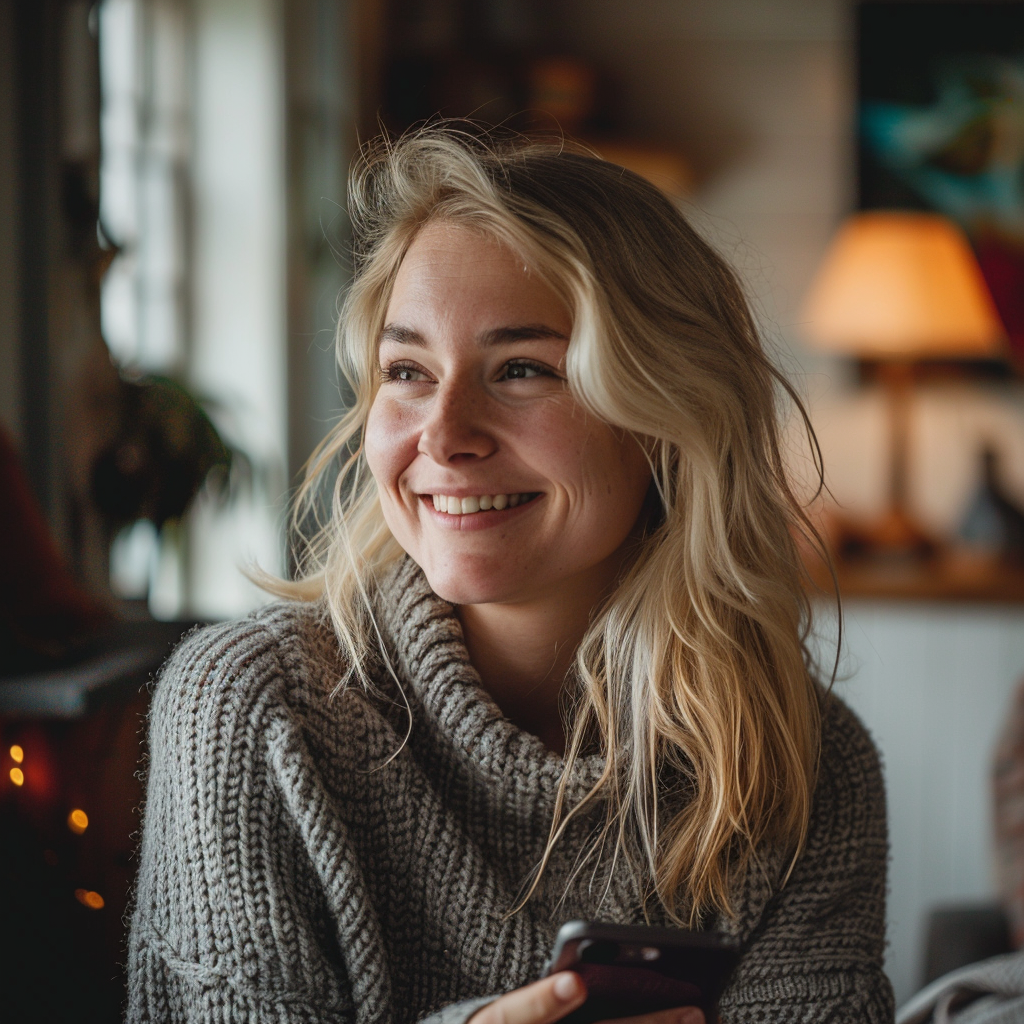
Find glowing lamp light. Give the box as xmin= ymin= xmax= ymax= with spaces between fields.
xmin=9 ymin=745 xmax=24 ymax=764
xmin=74 ymin=889 xmax=105 ymax=910
xmin=801 ymin=212 xmax=1004 ymax=359
xmin=10 ymin=767 xmax=24 ymax=786
xmin=68 ymin=809 xmax=89 ymax=834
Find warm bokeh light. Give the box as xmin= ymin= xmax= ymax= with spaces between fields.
xmin=9 ymin=745 xmax=24 ymax=763
xmin=10 ymin=767 xmax=24 ymax=786
xmin=74 ymin=889 xmax=105 ymax=910
xmin=801 ymin=212 xmax=1005 ymax=358
xmin=68 ymin=809 xmax=89 ymax=834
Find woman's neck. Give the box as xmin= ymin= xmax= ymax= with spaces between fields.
xmin=456 ymin=588 xmax=597 ymax=757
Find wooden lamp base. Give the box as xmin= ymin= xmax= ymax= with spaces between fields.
xmin=832 ymin=361 xmax=941 ymax=563
xmin=834 ymin=504 xmax=940 ymax=563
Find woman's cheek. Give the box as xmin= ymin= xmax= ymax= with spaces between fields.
xmin=365 ymin=397 xmax=419 ymax=491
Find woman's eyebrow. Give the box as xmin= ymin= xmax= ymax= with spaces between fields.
xmin=380 ymin=324 xmax=424 ymax=346
xmin=379 ymin=323 xmax=568 ymax=346
xmin=478 ymin=325 xmax=569 ymax=345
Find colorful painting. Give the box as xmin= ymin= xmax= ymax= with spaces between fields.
xmin=858 ymin=2 xmax=1024 ymax=368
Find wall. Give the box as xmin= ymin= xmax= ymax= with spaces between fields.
xmin=559 ymin=0 xmax=852 ymax=376
xmin=558 ymin=0 xmax=1024 ymax=1005
xmin=0 ymin=1 xmax=20 ymax=441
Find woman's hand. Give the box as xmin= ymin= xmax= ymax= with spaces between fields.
xmin=467 ymin=972 xmax=706 ymax=1024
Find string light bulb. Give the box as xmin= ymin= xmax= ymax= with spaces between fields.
xmin=10 ymin=767 xmax=24 ymax=786
xmin=9 ymin=745 xmax=23 ymax=763
xmin=74 ymin=889 xmax=105 ymax=910
xmin=68 ymin=809 xmax=89 ymax=834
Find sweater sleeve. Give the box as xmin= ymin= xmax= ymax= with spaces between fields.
xmin=717 ymin=694 xmax=896 ymax=1024
xmin=126 ymin=619 xmax=361 ymax=1023
xmin=127 ymin=617 xmax=499 ymax=1024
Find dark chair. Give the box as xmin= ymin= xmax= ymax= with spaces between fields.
xmin=923 ymin=904 xmax=1014 ymax=986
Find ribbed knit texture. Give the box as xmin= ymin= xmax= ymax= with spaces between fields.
xmin=126 ymin=558 xmax=895 ymax=1023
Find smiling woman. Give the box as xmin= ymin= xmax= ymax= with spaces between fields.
xmin=126 ymin=128 xmax=895 ymax=1024
xmin=366 ymin=222 xmax=652 ymax=751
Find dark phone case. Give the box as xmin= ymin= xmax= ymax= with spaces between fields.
xmin=545 ymin=922 xmax=740 ymax=1024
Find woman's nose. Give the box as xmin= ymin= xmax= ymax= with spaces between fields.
xmin=417 ymin=382 xmax=497 ymax=464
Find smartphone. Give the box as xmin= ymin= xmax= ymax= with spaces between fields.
xmin=543 ymin=920 xmax=741 ymax=1024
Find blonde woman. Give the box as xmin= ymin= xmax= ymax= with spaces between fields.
xmin=127 ymin=129 xmax=893 ymax=1024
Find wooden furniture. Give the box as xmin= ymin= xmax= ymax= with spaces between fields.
xmin=804 ymin=548 xmax=1024 ymax=604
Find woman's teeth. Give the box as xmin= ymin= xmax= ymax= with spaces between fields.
xmin=431 ymin=493 xmax=535 ymax=515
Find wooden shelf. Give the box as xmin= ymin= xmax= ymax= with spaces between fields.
xmin=803 ymin=549 xmax=1024 ymax=604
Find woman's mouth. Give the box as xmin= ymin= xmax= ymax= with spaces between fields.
xmin=429 ymin=492 xmax=541 ymax=516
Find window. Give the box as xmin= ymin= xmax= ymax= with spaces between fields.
xmin=99 ymin=0 xmax=287 ymax=619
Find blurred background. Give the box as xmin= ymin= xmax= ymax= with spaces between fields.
xmin=3 ymin=0 xmax=1024 ymax=1019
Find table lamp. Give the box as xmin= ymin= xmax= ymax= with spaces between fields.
xmin=800 ymin=211 xmax=1005 ymax=558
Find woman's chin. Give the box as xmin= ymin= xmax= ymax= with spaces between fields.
xmin=419 ymin=562 xmax=532 ymax=608
xmin=425 ymin=578 xmax=511 ymax=608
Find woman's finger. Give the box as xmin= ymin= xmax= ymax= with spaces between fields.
xmin=469 ymin=971 xmax=588 ymax=1024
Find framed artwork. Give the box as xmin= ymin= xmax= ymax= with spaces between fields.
xmin=858 ymin=1 xmax=1024 ymax=369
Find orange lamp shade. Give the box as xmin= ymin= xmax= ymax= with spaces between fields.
xmin=800 ymin=212 xmax=1005 ymax=358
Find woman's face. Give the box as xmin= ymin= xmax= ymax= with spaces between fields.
xmin=365 ymin=221 xmax=652 ymax=609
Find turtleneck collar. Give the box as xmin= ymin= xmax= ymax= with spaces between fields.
xmin=372 ymin=556 xmax=606 ymax=803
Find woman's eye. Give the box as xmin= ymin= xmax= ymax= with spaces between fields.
xmin=501 ymin=360 xmax=551 ymax=381
xmin=381 ymin=362 xmax=428 ymax=383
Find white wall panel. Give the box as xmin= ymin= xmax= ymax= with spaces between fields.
xmin=817 ymin=603 xmax=1024 ymax=1004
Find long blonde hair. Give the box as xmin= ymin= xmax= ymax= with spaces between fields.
xmin=270 ymin=127 xmax=828 ymax=926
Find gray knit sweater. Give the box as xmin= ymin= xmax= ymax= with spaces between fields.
xmin=126 ymin=558 xmax=895 ymax=1023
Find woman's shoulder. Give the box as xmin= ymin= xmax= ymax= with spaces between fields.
xmin=816 ymin=686 xmax=885 ymax=801
xmin=731 ymin=688 xmax=887 ymax=914
xmin=148 ymin=601 xmax=368 ymax=742
xmin=156 ymin=599 xmax=334 ymax=685
xmin=804 ymin=686 xmax=888 ymax=864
